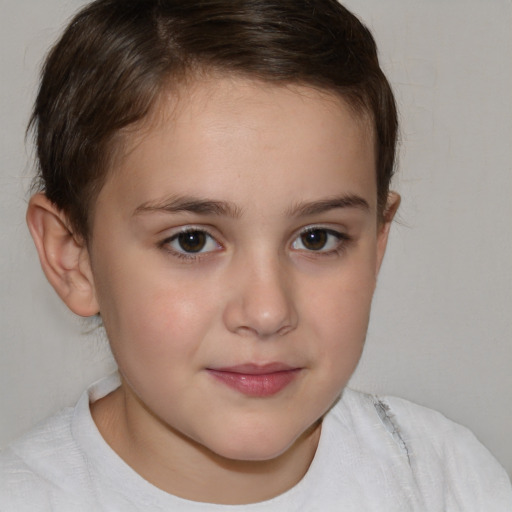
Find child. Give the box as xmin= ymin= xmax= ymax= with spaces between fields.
xmin=1 ymin=0 xmax=511 ymax=509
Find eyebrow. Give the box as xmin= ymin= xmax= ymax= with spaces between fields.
xmin=133 ymin=195 xmax=243 ymax=218
xmin=133 ymin=193 xmax=370 ymax=219
xmin=287 ymin=195 xmax=370 ymax=217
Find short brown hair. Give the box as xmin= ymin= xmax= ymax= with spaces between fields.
xmin=29 ymin=0 xmax=398 ymax=240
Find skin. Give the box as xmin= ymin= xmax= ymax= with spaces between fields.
xmin=27 ymin=76 xmax=399 ymax=505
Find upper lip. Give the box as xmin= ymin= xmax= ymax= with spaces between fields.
xmin=207 ymin=363 xmax=298 ymax=374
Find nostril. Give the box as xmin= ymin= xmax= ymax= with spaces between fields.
xmin=235 ymin=324 xmax=293 ymax=339
xmin=276 ymin=325 xmax=294 ymax=337
xmin=236 ymin=325 xmax=259 ymax=338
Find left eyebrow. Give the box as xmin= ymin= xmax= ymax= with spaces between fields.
xmin=286 ymin=195 xmax=370 ymax=217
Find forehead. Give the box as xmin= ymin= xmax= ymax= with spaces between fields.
xmin=97 ymin=76 xmax=377 ymax=219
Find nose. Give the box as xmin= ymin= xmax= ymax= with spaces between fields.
xmin=223 ymin=255 xmax=298 ymax=339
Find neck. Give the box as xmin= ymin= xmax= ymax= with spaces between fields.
xmin=91 ymin=384 xmax=322 ymax=505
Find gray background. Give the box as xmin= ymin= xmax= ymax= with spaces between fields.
xmin=1 ymin=0 xmax=511 ymax=476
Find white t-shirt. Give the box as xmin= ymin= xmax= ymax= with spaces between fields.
xmin=1 ymin=374 xmax=511 ymax=511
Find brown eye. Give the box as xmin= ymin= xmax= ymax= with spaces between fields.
xmin=300 ymin=229 xmax=328 ymax=251
xmin=292 ymin=228 xmax=345 ymax=253
xmin=164 ymin=229 xmax=221 ymax=259
xmin=176 ymin=231 xmax=207 ymax=253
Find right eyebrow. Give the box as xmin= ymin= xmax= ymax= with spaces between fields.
xmin=133 ymin=195 xmax=243 ymax=218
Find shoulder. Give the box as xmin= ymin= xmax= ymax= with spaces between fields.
xmin=1 ymin=406 xmax=72 ymax=467
xmin=375 ymin=393 xmax=505 ymax=471
xmin=0 ymin=402 xmax=100 ymax=512
xmin=0 ymin=376 xmax=122 ymax=511
xmin=0 ymin=407 xmax=77 ymax=510
xmin=335 ymin=389 xmax=512 ymax=509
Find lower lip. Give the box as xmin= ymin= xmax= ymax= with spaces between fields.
xmin=207 ymin=369 xmax=301 ymax=397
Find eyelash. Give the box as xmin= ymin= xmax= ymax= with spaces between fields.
xmin=159 ymin=227 xmax=222 ymax=262
xmin=292 ymin=226 xmax=351 ymax=257
xmin=159 ymin=226 xmax=351 ymax=262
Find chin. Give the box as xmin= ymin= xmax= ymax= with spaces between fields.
xmin=202 ymin=420 xmax=316 ymax=463
xmin=213 ymin=440 xmax=294 ymax=462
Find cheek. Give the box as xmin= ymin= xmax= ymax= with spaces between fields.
xmin=302 ymin=258 xmax=376 ymax=375
xmin=95 ymin=261 xmax=219 ymax=365
xmin=97 ymin=271 xmax=221 ymax=412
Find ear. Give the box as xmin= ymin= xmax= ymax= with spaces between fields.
xmin=26 ymin=193 xmax=99 ymax=317
xmin=375 ymin=191 xmax=401 ymax=275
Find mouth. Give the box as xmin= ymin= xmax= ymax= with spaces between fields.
xmin=206 ymin=363 xmax=302 ymax=397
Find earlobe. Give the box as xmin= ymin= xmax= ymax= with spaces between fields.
xmin=26 ymin=193 xmax=99 ymax=317
xmin=375 ymin=191 xmax=401 ymax=275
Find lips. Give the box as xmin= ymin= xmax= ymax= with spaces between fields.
xmin=206 ymin=363 xmax=302 ymax=397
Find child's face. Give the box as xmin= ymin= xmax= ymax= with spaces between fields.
xmin=87 ymin=76 xmax=391 ymax=461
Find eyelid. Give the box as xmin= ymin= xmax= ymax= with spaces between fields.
xmin=159 ymin=226 xmax=223 ymax=259
xmin=157 ymin=223 xmax=351 ymax=261
xmin=291 ymin=225 xmax=351 ymax=254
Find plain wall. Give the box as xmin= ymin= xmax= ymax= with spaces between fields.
xmin=1 ymin=0 xmax=511 ymax=477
